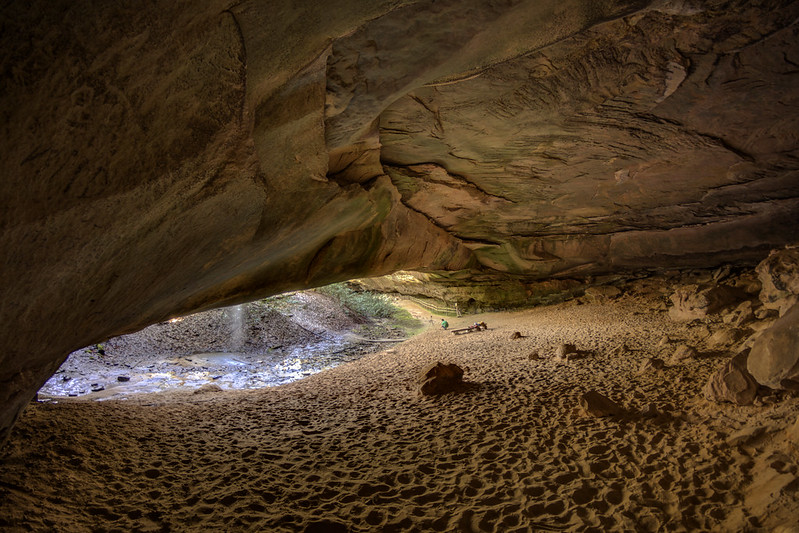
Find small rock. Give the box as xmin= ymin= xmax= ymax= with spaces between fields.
xmin=657 ymin=336 xmax=671 ymax=347
xmin=555 ymin=344 xmax=578 ymax=359
xmin=194 ymin=383 xmax=223 ymax=394
xmin=703 ymin=352 xmax=759 ymax=405
xmin=528 ymin=351 xmax=541 ymax=361
xmin=638 ymin=358 xmax=666 ymax=374
xmin=670 ymin=343 xmax=698 ymax=364
xmin=510 ymin=331 xmax=524 ymax=340
xmin=91 ymin=386 xmax=105 ymax=392
xmin=579 ymin=391 xmax=623 ymax=417
xmin=420 ymin=362 xmax=465 ymax=396
xmin=117 ymin=376 xmax=131 ymax=382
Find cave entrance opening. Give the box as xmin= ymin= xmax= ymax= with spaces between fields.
xmin=37 ymin=283 xmax=425 ymax=402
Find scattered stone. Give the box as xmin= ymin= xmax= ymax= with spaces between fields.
xmin=706 ymin=327 xmax=749 ymax=350
xmin=528 ymin=351 xmax=541 ymax=361
xmin=756 ymin=247 xmax=799 ymax=314
xmin=638 ymin=358 xmax=666 ymax=374
xmin=703 ymin=352 xmax=759 ymax=405
xmin=748 ymin=303 xmax=799 ymax=390
xmin=510 ymin=331 xmax=524 ymax=340
xmin=657 ymin=336 xmax=671 ymax=347
xmin=555 ymin=344 xmax=578 ymax=359
xmin=420 ymin=362 xmax=465 ymax=396
xmin=90 ymin=385 xmax=105 ymax=392
xmin=668 ymin=284 xmax=742 ymax=321
xmin=117 ymin=376 xmax=131 ymax=382
xmin=670 ymin=343 xmax=698 ymax=364
xmin=579 ymin=391 xmax=623 ymax=417
xmin=194 ymin=383 xmax=223 ymax=394
xmin=726 ymin=425 xmax=767 ymax=447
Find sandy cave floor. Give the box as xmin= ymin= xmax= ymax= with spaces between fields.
xmin=1 ymin=293 xmax=799 ymax=532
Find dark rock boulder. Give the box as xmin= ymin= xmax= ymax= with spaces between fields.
xmin=420 ymin=363 xmax=465 ymax=396
xmin=670 ymin=344 xmax=699 ymax=365
xmin=748 ymin=303 xmax=799 ymax=390
xmin=579 ymin=391 xmax=623 ymax=418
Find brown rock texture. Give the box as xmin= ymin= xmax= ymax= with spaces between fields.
xmin=757 ymin=247 xmax=799 ymax=314
xmin=3 ymin=0 xmax=799 ymax=441
xmin=703 ymin=352 xmax=759 ymax=405
xmin=748 ymin=303 xmax=799 ymax=390
xmin=419 ymin=362 xmax=466 ymax=396
xmin=579 ymin=390 xmax=624 ymax=417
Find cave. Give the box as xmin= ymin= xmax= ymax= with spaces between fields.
xmin=2 ymin=0 xmax=799 ymax=530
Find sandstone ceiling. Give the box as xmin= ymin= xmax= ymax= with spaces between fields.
xmin=2 ymin=0 xmax=799 ymax=442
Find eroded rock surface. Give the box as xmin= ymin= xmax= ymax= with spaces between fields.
xmin=748 ymin=303 xmax=799 ymax=390
xmin=3 ymin=0 xmax=799 ymax=442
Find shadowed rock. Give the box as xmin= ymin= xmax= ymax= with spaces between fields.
xmin=420 ymin=363 xmax=465 ymax=396
xmin=748 ymin=303 xmax=799 ymax=390
xmin=579 ymin=391 xmax=623 ymax=417
xmin=704 ymin=352 xmax=759 ymax=405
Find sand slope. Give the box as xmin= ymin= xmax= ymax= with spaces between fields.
xmin=2 ymin=295 xmax=799 ymax=532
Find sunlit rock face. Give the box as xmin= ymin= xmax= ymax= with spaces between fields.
xmin=2 ymin=0 xmax=799 ymax=442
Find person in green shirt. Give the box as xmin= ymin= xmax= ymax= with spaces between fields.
xmin=441 ymin=318 xmax=449 ymax=330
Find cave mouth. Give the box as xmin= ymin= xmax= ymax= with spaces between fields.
xmin=6 ymin=261 xmax=799 ymax=532
xmin=37 ymin=284 xmax=427 ymax=402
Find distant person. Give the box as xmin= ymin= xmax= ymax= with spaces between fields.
xmin=441 ymin=318 xmax=449 ymax=330
xmin=455 ymin=303 xmax=462 ymax=317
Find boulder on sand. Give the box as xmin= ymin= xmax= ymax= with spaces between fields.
xmin=638 ymin=358 xmax=666 ymax=375
xmin=579 ymin=391 xmax=623 ymax=417
xmin=670 ymin=343 xmax=699 ymax=364
xmin=703 ymin=352 xmax=759 ymax=405
xmin=748 ymin=303 xmax=799 ymax=390
xmin=420 ymin=362 xmax=465 ymax=396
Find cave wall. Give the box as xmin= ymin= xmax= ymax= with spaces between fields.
xmin=3 ymin=0 xmax=799 ymax=443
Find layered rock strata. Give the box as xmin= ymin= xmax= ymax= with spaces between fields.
xmin=3 ymin=0 xmax=799 ymax=442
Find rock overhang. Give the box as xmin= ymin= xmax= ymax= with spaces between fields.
xmin=2 ymin=0 xmax=799 ymax=444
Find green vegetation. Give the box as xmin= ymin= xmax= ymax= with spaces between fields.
xmin=314 ymin=283 xmax=397 ymax=318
